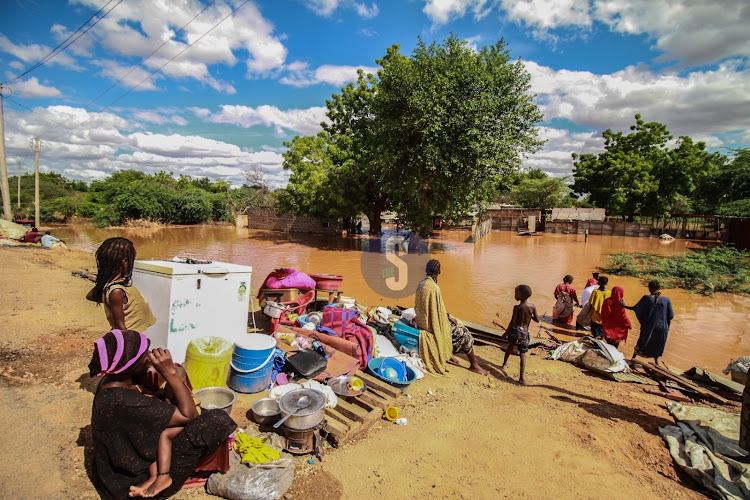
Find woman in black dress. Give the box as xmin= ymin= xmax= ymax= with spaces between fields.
xmin=89 ymin=329 xmax=236 ymax=499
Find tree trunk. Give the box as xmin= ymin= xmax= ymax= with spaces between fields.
xmin=369 ymin=198 xmax=386 ymax=234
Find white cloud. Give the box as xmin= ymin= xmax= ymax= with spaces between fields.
xmin=593 ymin=0 xmax=750 ymax=66
xmin=355 ymin=2 xmax=380 ymax=18
xmin=306 ymin=0 xmax=343 ymax=16
xmin=422 ymin=0 xmax=492 ymax=24
xmin=280 ymin=62 xmax=379 ymax=87
xmin=171 ymin=115 xmax=189 ymax=126
xmin=500 ymin=0 xmax=591 ymax=29
xmin=69 ymin=0 xmax=286 ymax=90
xmin=464 ymin=35 xmax=482 ymax=53
xmin=208 ymin=105 xmax=328 ymax=136
xmin=305 ymin=0 xmax=381 ymax=18
xmin=94 ymin=60 xmax=161 ymax=91
xmin=523 ymin=127 xmax=603 ymax=177
xmin=63 ymin=168 xmax=108 ymax=180
xmin=524 ymin=59 xmax=750 ymax=143
xmin=0 ymin=34 xmax=81 ymax=71
xmin=12 ymin=77 xmax=62 ymax=98
xmin=422 ymin=0 xmax=750 ymax=66
xmin=187 ymin=107 xmax=211 ymax=118
xmin=2 ymin=102 xmax=290 ymax=187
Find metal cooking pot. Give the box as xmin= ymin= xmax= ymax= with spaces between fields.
xmin=278 ymin=388 xmax=326 ymax=430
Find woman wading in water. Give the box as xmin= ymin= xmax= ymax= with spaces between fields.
xmin=622 ymin=281 xmax=674 ymax=366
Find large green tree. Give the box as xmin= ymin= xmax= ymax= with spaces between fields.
xmin=281 ymin=34 xmax=544 ymax=234
xmin=572 ymin=115 xmax=721 ymax=219
xmin=512 ymin=170 xmax=572 ymax=211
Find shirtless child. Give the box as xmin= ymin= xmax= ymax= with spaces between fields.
xmin=501 ymin=284 xmax=539 ymax=385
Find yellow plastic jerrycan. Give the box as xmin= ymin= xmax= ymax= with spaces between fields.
xmin=183 ymin=336 xmax=234 ymax=391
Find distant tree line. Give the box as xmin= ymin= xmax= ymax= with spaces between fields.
xmin=572 ymin=115 xmax=749 ymax=219
xmin=9 ymin=169 xmax=275 ymax=227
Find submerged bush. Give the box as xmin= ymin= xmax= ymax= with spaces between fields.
xmin=604 ymin=246 xmax=750 ymax=296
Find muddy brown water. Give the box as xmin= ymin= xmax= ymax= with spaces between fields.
xmin=57 ymin=225 xmax=749 ymax=374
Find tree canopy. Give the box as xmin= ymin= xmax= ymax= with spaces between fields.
xmin=281 ymin=34 xmax=544 ymax=234
xmin=511 ymin=170 xmax=573 ymax=211
xmin=572 ymin=115 xmax=728 ymax=219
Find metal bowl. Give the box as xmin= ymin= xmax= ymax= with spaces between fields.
xmin=250 ymin=398 xmax=280 ymax=425
xmin=327 ymin=375 xmax=367 ymax=397
xmin=194 ymin=387 xmax=236 ymax=415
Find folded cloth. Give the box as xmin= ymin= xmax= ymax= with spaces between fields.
xmin=233 ymin=433 xmax=281 ymax=464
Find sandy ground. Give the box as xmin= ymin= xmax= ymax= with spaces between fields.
xmin=0 ymin=244 xmax=729 ymax=499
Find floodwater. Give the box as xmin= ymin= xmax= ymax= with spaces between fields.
xmin=57 ymin=225 xmax=750 ymax=374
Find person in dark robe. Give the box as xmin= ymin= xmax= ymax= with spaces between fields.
xmin=89 ymin=329 xmax=236 ymax=499
xmin=622 ymin=281 xmax=674 ymax=365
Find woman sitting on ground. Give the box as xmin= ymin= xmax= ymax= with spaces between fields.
xmin=89 ymin=329 xmax=236 ymax=499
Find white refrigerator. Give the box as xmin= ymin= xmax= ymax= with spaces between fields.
xmin=133 ymin=260 xmax=253 ymax=363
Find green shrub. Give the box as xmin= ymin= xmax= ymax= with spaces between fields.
xmin=173 ymin=189 xmax=213 ymax=224
xmin=605 ymin=246 xmax=750 ymax=296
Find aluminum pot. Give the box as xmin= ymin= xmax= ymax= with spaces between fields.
xmin=278 ymin=388 xmax=326 ymax=430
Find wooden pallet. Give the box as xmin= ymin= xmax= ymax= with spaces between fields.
xmin=324 ymin=370 xmax=401 ymax=447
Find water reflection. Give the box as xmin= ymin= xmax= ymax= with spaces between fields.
xmin=56 ymin=225 xmax=750 ymax=373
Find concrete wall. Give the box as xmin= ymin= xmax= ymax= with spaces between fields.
xmin=245 ymin=206 xmax=343 ymax=234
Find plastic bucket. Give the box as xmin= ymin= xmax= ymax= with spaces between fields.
xmin=227 ymin=334 xmax=277 ymax=393
xmin=183 ymin=336 xmax=234 ymax=391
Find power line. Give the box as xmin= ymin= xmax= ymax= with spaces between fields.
xmin=50 ymin=0 xmax=250 ymax=142
xmin=43 ymin=0 xmax=217 ymax=134
xmin=3 ymin=95 xmax=119 ymax=149
xmin=3 ymin=0 xmax=124 ymax=85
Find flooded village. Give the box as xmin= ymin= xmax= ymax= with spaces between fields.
xmin=1 ymin=1 xmax=750 ymax=499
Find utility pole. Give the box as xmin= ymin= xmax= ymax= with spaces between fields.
xmin=34 ymin=138 xmax=41 ymax=228
xmin=0 ymin=84 xmax=11 ymax=220
xmin=17 ymin=161 xmax=21 ymax=208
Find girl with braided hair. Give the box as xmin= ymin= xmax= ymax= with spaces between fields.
xmin=87 ymin=237 xmax=156 ymax=334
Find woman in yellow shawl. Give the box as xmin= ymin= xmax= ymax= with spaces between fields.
xmin=415 ymin=260 xmax=488 ymax=375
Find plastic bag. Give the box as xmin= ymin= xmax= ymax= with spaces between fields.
xmin=207 ymin=451 xmax=294 ymax=500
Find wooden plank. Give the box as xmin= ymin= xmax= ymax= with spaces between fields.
xmin=644 ymin=388 xmax=693 ymax=403
xmin=333 ymin=399 xmax=370 ymax=423
xmin=324 ymin=408 xmax=354 ymax=427
xmin=356 ymin=391 xmax=389 ymax=409
xmin=637 ymin=361 xmax=730 ymax=404
xmin=357 ymin=371 xmax=402 ymax=399
xmin=324 ymin=417 xmax=351 ymax=446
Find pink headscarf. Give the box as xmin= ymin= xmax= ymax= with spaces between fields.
xmin=88 ymin=329 xmax=150 ymax=377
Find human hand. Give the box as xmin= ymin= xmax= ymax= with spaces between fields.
xmin=148 ymin=348 xmax=177 ymax=377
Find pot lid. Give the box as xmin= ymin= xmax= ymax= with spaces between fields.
xmin=279 ymin=388 xmax=326 ymax=416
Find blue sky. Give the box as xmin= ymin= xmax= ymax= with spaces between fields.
xmin=1 ymin=0 xmax=748 ymax=187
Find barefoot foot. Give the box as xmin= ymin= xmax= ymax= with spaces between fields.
xmin=142 ymin=474 xmax=172 ymax=498
xmin=469 ymin=365 xmax=489 ymax=376
xmin=129 ymin=476 xmax=156 ymax=497
xmin=448 ymin=356 xmax=461 ymax=367
xmin=519 ymin=378 xmax=530 ymax=386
